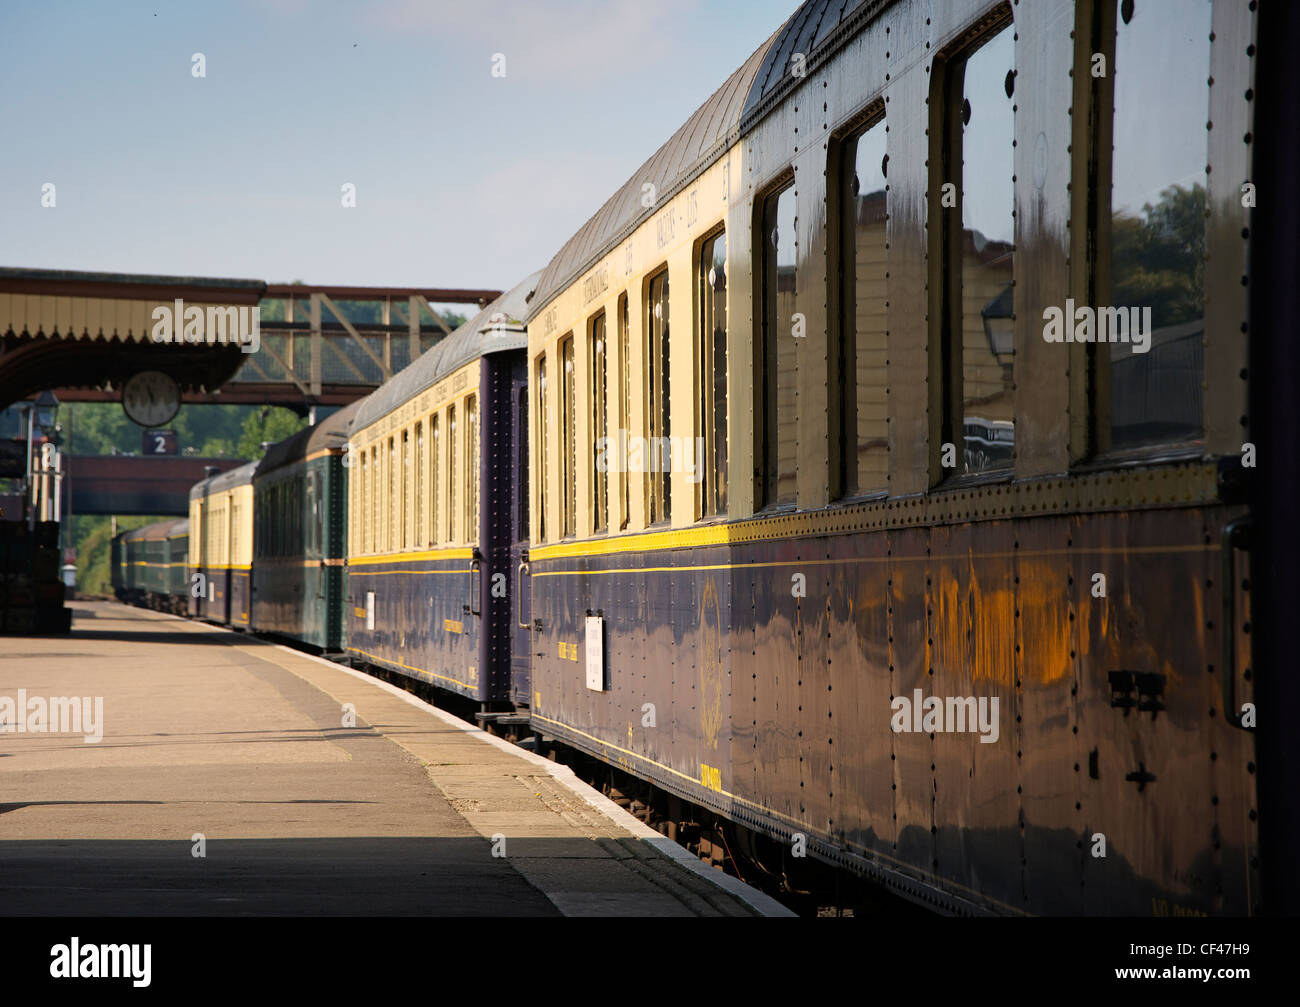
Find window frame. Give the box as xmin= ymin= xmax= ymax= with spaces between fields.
xmin=644 ymin=265 xmax=671 ymax=526
xmin=465 ymin=393 xmax=478 ymax=546
xmin=830 ymin=102 xmax=890 ymax=502
xmin=415 ymin=421 xmax=424 ymax=548
xmin=694 ymin=223 xmax=729 ymax=520
xmin=617 ymin=292 xmax=630 ymax=531
xmin=929 ymin=5 xmax=1017 ymax=487
xmin=448 ymin=403 xmax=458 ymax=544
xmin=589 ymin=311 xmax=609 ymax=534
xmin=431 ymin=412 xmax=442 ymax=545
xmin=753 ymin=169 xmax=796 ymax=511
xmin=535 ymin=353 xmax=549 ymax=542
xmin=559 ymin=333 xmax=576 ymax=539
xmin=1079 ymin=0 xmax=1211 ymax=464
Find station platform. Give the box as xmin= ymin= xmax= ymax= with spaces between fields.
xmin=0 ymin=601 xmax=791 ymax=917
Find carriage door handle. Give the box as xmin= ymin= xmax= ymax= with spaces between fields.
xmin=517 ymin=561 xmax=530 ymax=630
xmin=1221 ymin=518 xmax=1253 ymax=731
xmin=466 ymin=548 xmax=483 ymax=617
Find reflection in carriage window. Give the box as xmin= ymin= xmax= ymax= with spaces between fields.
xmin=431 ymin=415 xmax=441 ymax=545
xmin=560 ymin=335 xmax=576 ymax=537
xmin=466 ymin=394 xmax=478 ymax=545
xmin=370 ymin=446 xmax=379 ymax=553
xmin=759 ymin=183 xmax=797 ymax=506
xmin=415 ymin=422 xmax=424 ymax=548
xmin=590 ymin=314 xmax=608 ymax=532
xmin=646 ymin=273 xmax=670 ymax=524
xmin=388 ymin=436 xmax=396 ymax=550
xmin=839 ymin=119 xmax=889 ymax=496
xmin=448 ymin=405 xmax=458 ymax=543
xmin=958 ymin=24 xmax=1016 ymax=475
xmin=698 ymin=230 xmax=727 ymax=517
xmin=1106 ymin=0 xmax=1209 ymax=450
xmin=617 ymin=295 xmax=630 ymax=530
xmin=401 ymin=428 xmax=409 ymax=550
xmin=536 ymin=355 xmax=548 ymax=541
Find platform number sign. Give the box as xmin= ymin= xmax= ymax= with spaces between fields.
xmin=143 ymin=429 xmax=178 ymax=455
xmin=585 ymin=615 xmax=604 ymax=692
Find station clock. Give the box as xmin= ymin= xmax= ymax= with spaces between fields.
xmin=121 ymin=370 xmax=182 ymax=428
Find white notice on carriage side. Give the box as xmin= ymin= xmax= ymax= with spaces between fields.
xmin=585 ymin=615 xmax=604 ymax=692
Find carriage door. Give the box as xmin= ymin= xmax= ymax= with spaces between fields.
xmin=510 ymin=383 xmax=532 ymax=705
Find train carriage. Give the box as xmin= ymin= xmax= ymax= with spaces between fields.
xmin=189 ymin=461 xmax=256 ymax=626
xmin=522 ymin=0 xmax=1263 ymax=915
xmin=112 ymin=518 xmax=189 ymax=615
xmin=345 ymin=274 xmax=540 ymax=705
xmin=251 ymin=401 xmax=360 ymax=651
xmin=101 ymin=0 xmax=1296 ymax=917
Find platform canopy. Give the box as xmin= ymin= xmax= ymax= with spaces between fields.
xmin=0 ymin=267 xmax=502 ymax=412
xmin=0 ymin=267 xmax=263 ymax=411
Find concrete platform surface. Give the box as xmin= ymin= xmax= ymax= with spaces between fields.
xmin=0 ymin=601 xmax=791 ymax=917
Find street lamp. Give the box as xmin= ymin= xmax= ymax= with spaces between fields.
xmin=35 ymin=389 xmax=59 ymax=435
xmin=980 ymin=285 xmax=1015 ymax=363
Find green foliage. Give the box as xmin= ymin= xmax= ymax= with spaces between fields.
xmin=71 ymin=513 xmax=167 ymax=597
xmin=1112 ymin=183 xmax=1206 ymax=326
xmin=236 ymin=406 xmax=310 ymax=459
xmin=59 ymin=403 xmax=305 ymax=596
xmin=61 ymin=402 xmax=260 ymax=458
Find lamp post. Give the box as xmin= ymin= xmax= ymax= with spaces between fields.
xmin=28 ymin=390 xmax=59 ymax=529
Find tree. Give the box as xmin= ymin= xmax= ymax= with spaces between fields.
xmin=1112 ymin=183 xmax=1206 ymax=326
xmin=236 ymin=406 xmax=309 ymax=459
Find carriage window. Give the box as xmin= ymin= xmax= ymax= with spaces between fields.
xmin=448 ymin=404 xmax=458 ymax=543
xmin=956 ymin=23 xmax=1016 ymax=476
xmin=560 ymin=335 xmax=576 ymax=537
xmin=537 ymin=354 xmax=549 ymax=541
xmin=370 ymin=446 xmax=378 ymax=554
xmin=360 ymin=448 xmax=368 ymax=554
xmin=646 ymin=269 xmax=670 ymax=524
xmin=415 ymin=422 xmax=424 ymax=548
xmin=698 ymin=229 xmax=728 ymax=517
xmin=388 ymin=436 xmax=397 ymax=551
xmin=312 ymin=471 xmax=323 ymax=556
xmin=840 ymin=119 xmax=889 ymax=496
xmin=401 ymin=428 xmax=409 ymax=550
xmin=590 ymin=313 xmax=608 ymax=532
xmin=618 ymin=293 xmax=630 ymax=530
xmin=431 ymin=415 xmax=441 ymax=544
xmin=1105 ymin=0 xmax=1209 ymax=450
xmin=759 ymin=182 xmax=797 ymax=507
xmin=466 ymin=394 xmax=478 ymax=544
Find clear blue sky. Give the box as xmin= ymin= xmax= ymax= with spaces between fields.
xmin=0 ymin=0 xmax=797 ymax=294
